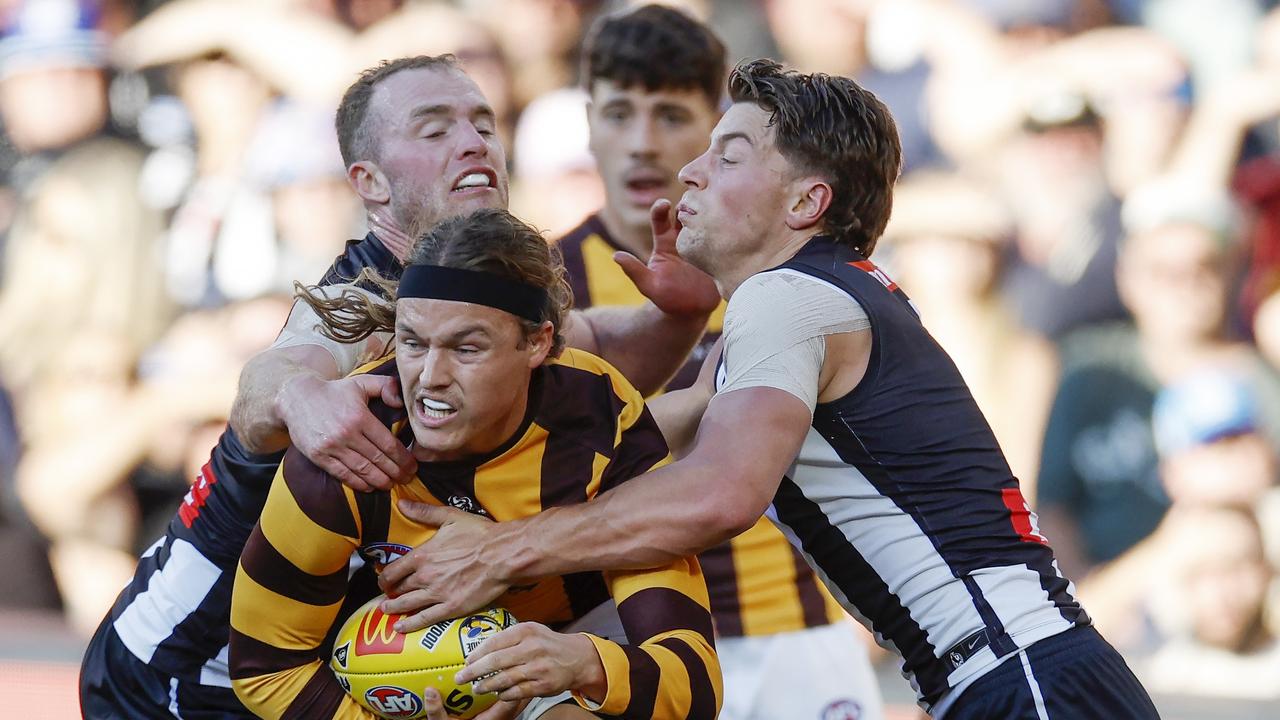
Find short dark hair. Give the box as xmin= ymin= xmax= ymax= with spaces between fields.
xmin=728 ymin=58 xmax=901 ymax=257
xmin=583 ymin=4 xmax=725 ymax=105
xmin=335 ymin=55 xmax=460 ymax=167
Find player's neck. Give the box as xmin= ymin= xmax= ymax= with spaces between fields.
xmin=597 ymin=205 xmax=653 ymax=260
xmin=720 ymin=230 xmax=818 ymax=298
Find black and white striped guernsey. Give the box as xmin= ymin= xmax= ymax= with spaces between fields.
xmin=92 ymin=233 xmax=401 ymax=697
xmin=717 ymin=235 xmax=1089 ymax=713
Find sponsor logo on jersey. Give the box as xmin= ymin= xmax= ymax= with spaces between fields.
xmin=359 ymin=542 xmax=412 ymax=571
xmin=355 ymin=605 xmax=406 ymax=656
xmin=333 ymin=641 xmax=350 ymax=669
xmin=178 ymin=460 xmax=218 ymax=528
xmin=365 ymin=686 xmax=422 ymax=717
xmin=458 ymin=612 xmax=509 ymax=657
xmin=821 ymin=699 xmax=862 ymax=720
xmin=420 ymin=619 xmax=452 ymax=652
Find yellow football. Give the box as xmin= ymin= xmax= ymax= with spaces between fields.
xmin=330 ymin=595 xmax=518 ymax=719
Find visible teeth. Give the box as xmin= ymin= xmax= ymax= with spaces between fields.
xmin=454 ymin=172 xmax=490 ymax=190
xmin=422 ymin=398 xmax=455 ymax=419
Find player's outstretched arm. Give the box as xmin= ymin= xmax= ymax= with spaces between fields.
xmin=379 ymin=387 xmax=810 ymax=628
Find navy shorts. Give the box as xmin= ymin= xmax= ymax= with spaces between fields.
xmin=946 ymin=626 xmax=1159 ymax=720
xmin=80 ymin=620 xmax=250 ymax=720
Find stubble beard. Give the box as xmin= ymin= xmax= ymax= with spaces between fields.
xmin=677 ymin=227 xmax=716 ymax=277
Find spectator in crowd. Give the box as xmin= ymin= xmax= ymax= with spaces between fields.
xmin=0 ymin=0 xmax=171 ymax=386
xmin=1140 ymin=507 xmax=1280 ymax=701
xmin=159 ymin=51 xmax=277 ymax=307
xmin=994 ymin=94 xmax=1128 ymax=340
xmin=508 ymin=87 xmax=603 ymax=238
xmin=473 ymin=0 xmax=602 ymax=113
xmin=1075 ymin=369 xmax=1279 ymax=650
xmin=1036 ymin=214 xmax=1280 ymax=581
xmin=15 ymin=297 xmax=290 ymax=634
xmin=0 ymin=0 xmax=171 ymax=623
xmin=245 ymin=101 xmax=363 ymax=297
xmin=1164 ymin=4 xmax=1280 ymax=332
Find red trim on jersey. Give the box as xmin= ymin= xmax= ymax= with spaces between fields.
xmin=179 ymin=460 xmax=218 ymax=528
xmin=1001 ymin=488 xmax=1048 ymax=544
xmin=849 ymin=260 xmax=899 ymax=292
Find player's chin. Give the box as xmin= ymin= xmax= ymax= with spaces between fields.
xmin=448 ymin=188 xmax=505 ymax=212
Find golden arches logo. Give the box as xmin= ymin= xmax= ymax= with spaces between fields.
xmin=355 ymin=606 xmax=406 ymax=656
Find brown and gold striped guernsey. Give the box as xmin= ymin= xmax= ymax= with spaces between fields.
xmin=229 ymin=350 xmax=721 ymax=719
xmin=556 ymin=215 xmax=843 ymax=638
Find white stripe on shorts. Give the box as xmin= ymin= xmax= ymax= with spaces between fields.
xmin=1018 ymin=650 xmax=1050 ymax=720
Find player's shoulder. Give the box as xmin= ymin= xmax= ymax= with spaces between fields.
xmin=321 ymin=232 xmax=401 ymax=291
xmin=726 ymin=269 xmax=851 ymax=326
xmin=536 ymin=349 xmax=644 ymax=448
xmin=344 ymin=352 xmax=407 ymax=437
xmin=277 ymin=446 xmax=361 ymax=537
xmin=349 ymin=352 xmax=398 ymax=379
xmin=554 ymin=214 xmax=608 ymax=251
xmin=545 ymin=348 xmax=642 ymax=404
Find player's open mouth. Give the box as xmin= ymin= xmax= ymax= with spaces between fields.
xmin=624 ymin=170 xmax=668 ymax=206
xmin=626 ymin=178 xmax=664 ymax=192
xmin=452 ymin=170 xmax=496 ymax=192
xmin=421 ymin=398 xmax=457 ymax=421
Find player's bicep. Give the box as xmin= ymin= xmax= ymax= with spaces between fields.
xmin=684 ymin=388 xmax=812 ymax=524
xmin=273 ymin=287 xmax=391 ymax=377
xmin=719 ymin=271 xmax=868 ymax=410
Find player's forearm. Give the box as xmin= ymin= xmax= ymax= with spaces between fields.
xmin=578 ymin=304 xmax=707 ymax=396
xmin=229 ymin=345 xmax=340 ymax=453
xmin=581 ymin=631 xmax=720 ymax=719
xmin=485 ymin=458 xmax=753 ymax=583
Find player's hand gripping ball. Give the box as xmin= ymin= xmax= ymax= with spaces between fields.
xmin=330 ymin=595 xmax=518 ymax=719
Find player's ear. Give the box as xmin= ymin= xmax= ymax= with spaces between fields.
xmin=525 ymin=321 xmax=555 ymax=368
xmin=349 ymin=160 xmax=391 ymax=205
xmin=785 ymin=177 xmax=832 ymax=231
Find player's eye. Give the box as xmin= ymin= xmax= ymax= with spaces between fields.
xmin=661 ymin=111 xmax=690 ymax=126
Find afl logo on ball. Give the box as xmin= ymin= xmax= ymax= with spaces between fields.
xmin=365 ymin=686 xmax=422 ymax=717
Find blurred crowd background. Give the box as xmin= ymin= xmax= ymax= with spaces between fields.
xmin=1 ymin=0 xmax=1279 ymax=716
